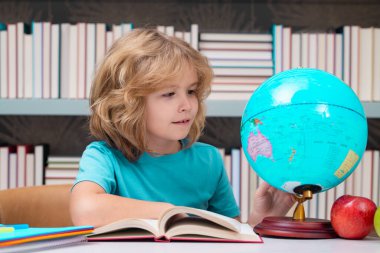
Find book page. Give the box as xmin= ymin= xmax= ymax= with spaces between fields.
xmin=159 ymin=206 xmax=241 ymax=235
xmin=164 ymin=217 xmax=260 ymax=242
xmin=90 ymin=218 xmax=160 ymax=238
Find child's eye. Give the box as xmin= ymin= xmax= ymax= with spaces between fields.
xmin=188 ymin=89 xmax=196 ymax=95
xmin=163 ymin=92 xmax=175 ymax=97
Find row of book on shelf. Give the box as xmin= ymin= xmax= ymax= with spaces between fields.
xmin=3 ymin=22 xmax=379 ymax=101
xmin=1 ymin=144 xmax=379 ymax=224
xmin=0 ymin=144 xmax=48 ymax=190
xmin=273 ymin=24 xmax=380 ymax=102
xmin=0 ymin=21 xmax=272 ymax=101
xmin=221 ymin=148 xmax=380 ymax=222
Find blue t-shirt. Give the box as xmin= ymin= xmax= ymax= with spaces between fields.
xmin=74 ymin=141 xmax=240 ymax=218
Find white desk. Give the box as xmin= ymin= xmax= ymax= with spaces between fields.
xmin=38 ymin=236 xmax=380 ymax=253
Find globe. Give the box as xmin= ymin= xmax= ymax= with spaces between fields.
xmin=240 ymin=68 xmax=368 ymax=195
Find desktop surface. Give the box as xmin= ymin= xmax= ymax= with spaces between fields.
xmin=38 ymin=236 xmax=380 ymax=253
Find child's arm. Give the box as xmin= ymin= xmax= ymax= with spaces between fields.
xmin=248 ymin=181 xmax=296 ymax=227
xmin=70 ymin=181 xmax=174 ymax=228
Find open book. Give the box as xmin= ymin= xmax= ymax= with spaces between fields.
xmin=88 ymin=206 xmax=262 ymax=243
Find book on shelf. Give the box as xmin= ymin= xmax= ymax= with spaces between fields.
xmin=291 ymin=33 xmax=301 ymax=69
xmin=88 ymin=206 xmax=261 ymax=243
xmin=7 ymin=24 xmax=16 ymax=99
xmin=317 ymin=33 xmax=326 ymax=72
xmin=44 ymin=168 xmax=79 ymax=178
xmin=272 ymin=24 xmax=282 ymax=73
xmin=212 ymin=67 xmax=273 ymax=77
xmin=361 ymin=150 xmax=373 ymax=200
xmin=86 ymin=23 xmax=96 ymax=98
xmin=358 ymin=27 xmax=374 ymax=102
xmin=0 ymin=23 xmax=7 ymax=99
xmin=373 ymin=28 xmax=380 ymax=101
xmin=25 ymin=151 xmax=35 ymax=187
xmin=42 ymin=22 xmax=51 ymax=99
xmin=211 ymin=84 xmax=259 ymax=93
xmin=48 ymin=156 xmax=81 ymax=163
xmin=207 ymin=91 xmax=252 ymax=100
xmin=282 ymin=27 xmax=291 ymax=71
xmin=231 ymin=148 xmax=241 ymax=208
xmin=200 ymin=33 xmax=272 ymax=42
xmin=240 ymin=148 xmax=250 ymax=223
xmin=190 ymin=24 xmax=199 ymax=50
xmin=50 ymin=23 xmax=60 ymax=99
xmin=34 ymin=144 xmax=49 ymax=186
xmin=32 ymin=21 xmax=43 ymax=99
xmin=47 ymin=163 xmax=79 ymax=169
xmin=8 ymin=146 xmax=17 ymax=189
xmin=308 ymin=33 xmax=318 ymax=69
xmin=326 ymin=33 xmax=334 ymax=75
xmin=224 ymin=152 xmax=232 ymax=183
xmin=326 ymin=187 xmax=336 ymax=220
xmin=24 ymin=24 xmax=33 ymax=99
xmin=350 ymin=26 xmax=360 ymax=95
xmin=16 ymin=22 xmax=24 ymax=99
xmin=16 ymin=144 xmax=34 ymax=188
xmin=0 ymin=145 xmax=15 ymax=190
xmin=373 ymin=150 xmax=379 ymax=205
xmin=199 ymin=41 xmax=272 ymax=51
xmin=77 ymin=22 xmax=86 ymax=99
xmin=334 ymin=33 xmax=343 ymax=79
xmin=212 ymin=76 xmax=268 ymax=85
xmin=201 ymin=50 xmax=272 ymax=60
xmin=60 ymin=23 xmax=70 ymax=99
xmin=69 ymin=24 xmax=78 ymax=99
xmin=300 ymin=33 xmax=309 ymax=69
xmin=209 ymin=59 xmax=273 ymax=68
xmin=44 ymin=178 xmax=76 ymax=185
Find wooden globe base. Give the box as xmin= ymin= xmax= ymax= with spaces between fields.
xmin=254 ymin=216 xmax=338 ymax=239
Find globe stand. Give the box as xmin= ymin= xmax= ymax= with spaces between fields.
xmin=254 ymin=187 xmax=338 ymax=239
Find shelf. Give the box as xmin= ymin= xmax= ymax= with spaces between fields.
xmin=0 ymin=99 xmax=379 ymax=118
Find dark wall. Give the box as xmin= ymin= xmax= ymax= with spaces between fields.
xmin=0 ymin=0 xmax=379 ymax=155
xmin=1 ymin=0 xmax=380 ymax=31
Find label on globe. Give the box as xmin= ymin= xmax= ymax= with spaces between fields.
xmin=334 ymin=150 xmax=359 ymax=179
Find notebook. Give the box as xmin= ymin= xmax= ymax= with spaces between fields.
xmin=1 ymin=235 xmax=88 ymax=253
xmin=0 ymin=225 xmax=94 ymax=248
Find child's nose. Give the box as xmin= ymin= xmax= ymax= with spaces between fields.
xmin=179 ymin=95 xmax=192 ymax=112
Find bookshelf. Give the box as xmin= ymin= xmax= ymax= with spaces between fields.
xmin=0 ymin=99 xmax=380 ymax=118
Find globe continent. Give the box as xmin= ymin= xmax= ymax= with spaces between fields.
xmin=240 ymin=68 xmax=368 ymax=194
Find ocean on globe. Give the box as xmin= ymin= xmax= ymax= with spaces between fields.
xmin=240 ymin=68 xmax=368 ymax=194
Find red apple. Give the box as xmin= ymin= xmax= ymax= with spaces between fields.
xmin=330 ymin=195 xmax=376 ymax=239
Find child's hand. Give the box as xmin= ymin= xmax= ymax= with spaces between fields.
xmin=248 ymin=181 xmax=296 ymax=227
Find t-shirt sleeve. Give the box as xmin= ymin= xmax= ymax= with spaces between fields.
xmin=73 ymin=142 xmax=117 ymax=194
xmin=207 ymin=149 xmax=240 ymax=218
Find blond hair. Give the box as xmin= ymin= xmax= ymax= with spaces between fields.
xmin=89 ymin=28 xmax=213 ymax=162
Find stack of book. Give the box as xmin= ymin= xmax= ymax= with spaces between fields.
xmin=0 ymin=144 xmax=48 ymax=190
xmin=44 ymin=156 xmax=80 ymax=185
xmin=199 ymin=32 xmax=273 ymax=100
xmin=0 ymin=224 xmax=93 ymax=252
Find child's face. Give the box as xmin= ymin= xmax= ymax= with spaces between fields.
xmin=145 ymin=64 xmax=199 ymax=152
